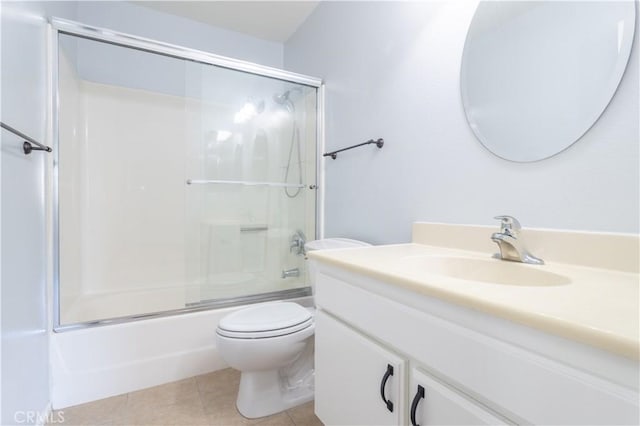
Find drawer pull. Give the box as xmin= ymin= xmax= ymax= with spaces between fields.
xmin=410 ymin=385 xmax=425 ymax=426
xmin=379 ymin=364 xmax=394 ymax=412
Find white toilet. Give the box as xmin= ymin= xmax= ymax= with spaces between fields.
xmin=215 ymin=238 xmax=371 ymax=418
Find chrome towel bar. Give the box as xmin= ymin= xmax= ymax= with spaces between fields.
xmin=240 ymin=225 xmax=269 ymax=233
xmin=1 ymin=121 xmax=52 ymax=154
xmin=186 ymin=179 xmax=304 ymax=189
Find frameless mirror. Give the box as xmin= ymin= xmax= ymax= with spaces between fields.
xmin=461 ymin=1 xmax=636 ymax=162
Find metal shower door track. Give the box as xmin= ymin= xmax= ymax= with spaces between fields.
xmin=50 ymin=18 xmax=322 ymax=87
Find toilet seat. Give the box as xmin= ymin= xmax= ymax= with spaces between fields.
xmin=217 ymin=302 xmax=313 ymax=339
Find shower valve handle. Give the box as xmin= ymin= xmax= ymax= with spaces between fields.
xmin=290 ymin=230 xmax=306 ymax=256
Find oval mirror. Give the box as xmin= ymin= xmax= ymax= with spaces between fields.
xmin=461 ymin=1 xmax=636 ymax=162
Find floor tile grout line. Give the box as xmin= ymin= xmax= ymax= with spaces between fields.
xmin=284 ymin=410 xmax=296 ymax=426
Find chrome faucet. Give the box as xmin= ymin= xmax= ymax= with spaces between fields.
xmin=282 ymin=268 xmax=300 ymax=279
xmin=491 ymin=215 xmax=544 ymax=265
xmin=290 ymin=230 xmax=306 ymax=256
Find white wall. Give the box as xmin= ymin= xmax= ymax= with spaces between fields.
xmin=1 ymin=2 xmax=76 ymax=423
xmin=285 ymin=1 xmax=640 ymax=244
xmin=75 ymin=1 xmax=283 ymax=70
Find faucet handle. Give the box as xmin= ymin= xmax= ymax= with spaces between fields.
xmin=290 ymin=230 xmax=306 ymax=256
xmin=494 ymin=215 xmax=521 ymax=235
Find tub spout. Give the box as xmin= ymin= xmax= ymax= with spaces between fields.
xmin=281 ymin=268 xmax=300 ymax=279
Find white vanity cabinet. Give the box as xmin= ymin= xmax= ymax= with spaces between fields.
xmin=315 ymin=310 xmax=407 ymax=426
xmin=408 ymin=369 xmax=507 ymax=426
xmin=312 ymin=265 xmax=640 ymax=426
xmin=316 ymin=309 xmax=507 ymax=426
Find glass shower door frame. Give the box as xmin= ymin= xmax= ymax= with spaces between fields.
xmin=50 ymin=18 xmax=325 ymax=331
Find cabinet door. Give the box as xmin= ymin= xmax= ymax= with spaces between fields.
xmin=315 ymin=309 xmax=406 ymax=426
xmin=409 ymin=368 xmax=508 ymax=425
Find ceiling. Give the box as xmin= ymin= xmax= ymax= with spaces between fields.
xmin=133 ymin=1 xmax=320 ymax=43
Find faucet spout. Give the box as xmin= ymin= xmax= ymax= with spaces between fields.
xmin=282 ymin=268 xmax=300 ymax=279
xmin=491 ymin=216 xmax=544 ymax=265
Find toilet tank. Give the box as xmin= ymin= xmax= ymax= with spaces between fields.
xmin=305 ymin=238 xmax=372 ymax=252
xmin=304 ymin=238 xmax=372 ymax=292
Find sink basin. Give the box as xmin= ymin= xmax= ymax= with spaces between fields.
xmin=399 ymin=256 xmax=571 ymax=286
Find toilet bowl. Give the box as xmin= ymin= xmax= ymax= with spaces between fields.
xmin=215 ymin=238 xmax=371 ymax=418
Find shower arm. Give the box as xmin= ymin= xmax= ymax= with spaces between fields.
xmin=323 ymin=138 xmax=384 ymax=160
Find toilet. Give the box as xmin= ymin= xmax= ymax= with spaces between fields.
xmin=215 ymin=238 xmax=371 ymax=418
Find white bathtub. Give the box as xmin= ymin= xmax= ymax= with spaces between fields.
xmin=51 ymin=296 xmax=313 ymax=409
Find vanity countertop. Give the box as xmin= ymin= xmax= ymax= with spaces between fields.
xmin=309 ymin=231 xmax=639 ymax=360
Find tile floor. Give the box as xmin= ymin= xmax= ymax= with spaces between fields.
xmin=52 ymin=368 xmax=323 ymax=426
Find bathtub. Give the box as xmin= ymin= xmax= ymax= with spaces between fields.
xmin=51 ymin=295 xmax=313 ymax=409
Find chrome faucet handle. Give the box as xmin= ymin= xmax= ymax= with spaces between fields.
xmin=290 ymin=230 xmax=306 ymax=256
xmin=491 ymin=216 xmax=543 ymax=265
xmin=494 ymin=215 xmax=521 ymax=236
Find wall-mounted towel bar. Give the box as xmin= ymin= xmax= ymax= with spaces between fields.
xmin=240 ymin=225 xmax=269 ymax=233
xmin=186 ymin=179 xmax=305 ymax=189
xmin=323 ymin=138 xmax=384 ymax=160
xmin=1 ymin=122 xmax=52 ymax=155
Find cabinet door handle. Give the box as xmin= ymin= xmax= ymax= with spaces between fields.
xmin=379 ymin=364 xmax=394 ymax=412
xmin=410 ymin=385 xmax=425 ymax=426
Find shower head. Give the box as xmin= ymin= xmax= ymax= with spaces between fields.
xmin=273 ymin=91 xmax=290 ymax=105
xmin=273 ymin=91 xmax=294 ymax=111
xmin=273 ymin=87 xmax=303 ymax=112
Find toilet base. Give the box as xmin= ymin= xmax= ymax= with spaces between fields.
xmin=236 ymin=369 xmax=314 ymax=418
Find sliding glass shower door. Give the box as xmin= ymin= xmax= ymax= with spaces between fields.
xmin=56 ymin=29 xmax=318 ymax=327
xmin=183 ymin=61 xmax=317 ymax=305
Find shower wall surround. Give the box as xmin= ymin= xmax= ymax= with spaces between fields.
xmin=59 ymin=51 xmax=194 ymax=322
xmin=56 ymin=28 xmax=318 ymax=326
xmin=285 ymin=1 xmax=639 ymax=242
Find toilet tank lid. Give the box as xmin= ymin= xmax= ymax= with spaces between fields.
xmin=305 ymin=238 xmax=371 ymax=251
xmin=219 ymin=302 xmax=312 ymax=333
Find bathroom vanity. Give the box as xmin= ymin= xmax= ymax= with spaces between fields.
xmin=309 ymin=223 xmax=639 ymax=425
